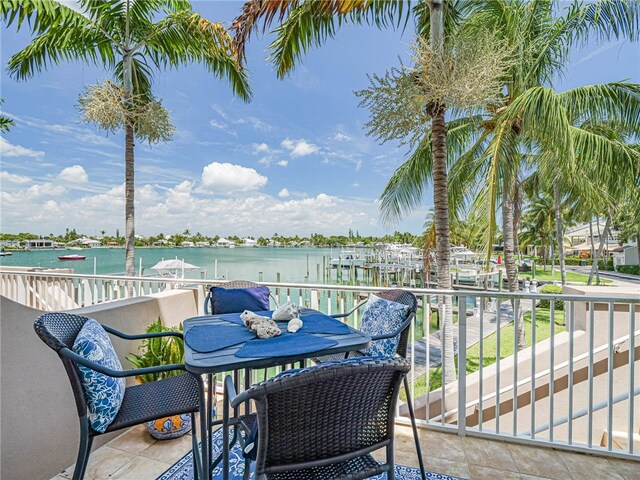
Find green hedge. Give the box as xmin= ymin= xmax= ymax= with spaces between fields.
xmin=533 ymin=256 xmax=586 ymax=266
xmin=597 ymin=259 xmax=615 ymax=271
xmin=538 ymin=284 xmax=564 ymax=310
xmin=618 ymin=265 xmax=640 ymax=275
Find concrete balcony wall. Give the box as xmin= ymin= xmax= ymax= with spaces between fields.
xmin=0 ymin=288 xmax=198 ymax=480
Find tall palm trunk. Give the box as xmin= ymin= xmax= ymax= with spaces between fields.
xmin=430 ymin=0 xmax=455 ymax=385
xmin=588 ymin=215 xmax=611 ymax=285
xmin=432 ymin=104 xmax=455 ymax=384
xmin=124 ymin=118 xmax=135 ymax=278
xmin=123 ymin=5 xmax=135 ymax=279
xmin=553 ymin=180 xmax=566 ymax=285
xmin=502 ymin=179 xmax=525 ymax=350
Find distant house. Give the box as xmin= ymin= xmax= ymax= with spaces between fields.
xmin=242 ymin=238 xmax=257 ymax=247
xmin=0 ymin=240 xmax=21 ymax=248
xmin=81 ymin=238 xmax=102 ymax=248
xmin=181 ymin=241 xmax=195 ymax=248
xmin=28 ymin=239 xmax=55 ymax=249
xmin=612 ymin=243 xmax=639 ymax=267
xmin=217 ymin=237 xmax=232 ymax=247
xmin=299 ymin=240 xmax=311 ymax=247
xmin=195 ymin=241 xmax=211 ymax=247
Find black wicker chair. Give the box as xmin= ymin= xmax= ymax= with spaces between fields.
xmin=33 ymin=312 xmax=204 ymax=480
xmin=203 ymin=280 xmax=278 ymax=315
xmin=320 ymin=289 xmax=426 ymax=480
xmin=225 ymin=356 xmax=410 ymax=480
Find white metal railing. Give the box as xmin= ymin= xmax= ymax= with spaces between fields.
xmin=1 ymin=268 xmax=638 ymax=460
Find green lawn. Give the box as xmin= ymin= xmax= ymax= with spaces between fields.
xmin=519 ymin=269 xmax=612 ymax=284
xmin=401 ymin=308 xmax=565 ymax=401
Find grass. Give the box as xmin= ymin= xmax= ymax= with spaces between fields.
xmin=401 ymin=308 xmax=565 ymax=401
xmin=519 ymin=269 xmax=612 ymax=284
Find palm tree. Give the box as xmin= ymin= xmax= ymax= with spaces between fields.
xmin=380 ymin=0 xmax=638 ymax=352
xmin=2 ymin=0 xmax=250 ymax=277
xmin=233 ymin=0 xmax=463 ymax=385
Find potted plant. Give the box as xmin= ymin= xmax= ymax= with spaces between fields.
xmin=126 ymin=318 xmax=191 ymax=440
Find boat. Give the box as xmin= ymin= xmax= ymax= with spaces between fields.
xmin=58 ymin=254 xmax=86 ymax=261
xmin=0 ymin=249 xmax=12 ymax=256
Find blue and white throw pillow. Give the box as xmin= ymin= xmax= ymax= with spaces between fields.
xmin=72 ymin=319 xmax=126 ymax=433
xmin=360 ymin=294 xmax=410 ymax=356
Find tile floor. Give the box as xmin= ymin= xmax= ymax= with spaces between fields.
xmin=50 ymin=423 xmax=640 ymax=480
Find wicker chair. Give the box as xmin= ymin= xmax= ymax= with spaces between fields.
xmin=320 ymin=289 xmax=426 ymax=480
xmin=203 ymin=280 xmax=278 ymax=315
xmin=33 ymin=312 xmax=204 ymax=480
xmin=225 ymin=356 xmax=410 ymax=480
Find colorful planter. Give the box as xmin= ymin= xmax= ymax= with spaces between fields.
xmin=146 ymin=413 xmax=192 ymax=440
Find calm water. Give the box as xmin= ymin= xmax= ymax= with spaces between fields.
xmin=0 ymin=247 xmax=337 ymax=284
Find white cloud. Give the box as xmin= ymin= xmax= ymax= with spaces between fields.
xmin=0 ymin=137 xmax=45 ymax=158
xmin=58 ymin=165 xmax=89 ymax=183
xmin=276 ymin=160 xmax=288 ymax=167
xmin=278 ymin=188 xmax=290 ymax=198
xmin=209 ymin=120 xmax=237 ymax=136
xmin=332 ymin=132 xmax=351 ymax=141
xmin=252 ymin=143 xmax=271 ymax=154
xmin=75 ymin=132 xmax=117 ymax=146
xmin=352 ymin=182 xmax=360 ymax=187
xmin=26 ymin=182 xmax=67 ymax=197
xmin=0 ymin=171 xmax=32 ymax=184
xmin=201 ymin=162 xmax=267 ymax=193
xmin=281 ymin=138 xmax=319 ymax=157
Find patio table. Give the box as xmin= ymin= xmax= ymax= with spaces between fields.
xmin=183 ymin=309 xmax=371 ymax=480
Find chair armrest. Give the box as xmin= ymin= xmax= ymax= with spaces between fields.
xmin=229 ymin=378 xmax=252 ymax=409
xmin=60 ymin=348 xmax=185 ymax=378
xmin=331 ymin=299 xmax=367 ymax=319
xmin=369 ymin=314 xmax=413 ymax=341
xmin=102 ymin=324 xmax=183 ymax=340
xmin=224 ymin=375 xmax=238 ymax=402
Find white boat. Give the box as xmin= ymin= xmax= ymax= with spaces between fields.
xmin=451 ymin=246 xmax=475 ymax=263
xmin=0 ymin=250 xmax=12 ymax=257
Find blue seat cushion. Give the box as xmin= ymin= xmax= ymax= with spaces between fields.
xmin=210 ymin=286 xmax=270 ymax=314
xmin=359 ymin=294 xmax=410 ymax=356
xmin=72 ymin=319 xmax=126 ymax=433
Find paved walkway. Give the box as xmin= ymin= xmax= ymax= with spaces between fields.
xmin=407 ymin=299 xmax=533 ymax=376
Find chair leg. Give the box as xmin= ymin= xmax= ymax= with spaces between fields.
xmin=72 ymin=416 xmax=93 ymax=480
xmin=243 ymin=457 xmax=251 ymax=480
xmin=191 ymin=413 xmax=201 ymax=480
xmin=386 ymin=442 xmax=395 ymax=480
xmin=403 ymin=376 xmax=426 ymax=480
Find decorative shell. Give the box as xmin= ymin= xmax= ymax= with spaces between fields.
xmin=287 ymin=318 xmax=303 ymax=333
xmin=255 ymin=322 xmax=281 ymax=339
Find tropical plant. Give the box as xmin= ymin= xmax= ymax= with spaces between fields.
xmin=126 ymin=318 xmax=184 ymax=383
xmin=0 ymin=99 xmax=14 ymax=132
xmin=2 ymin=0 xmax=251 ymax=278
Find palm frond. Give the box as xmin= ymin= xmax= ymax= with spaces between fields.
xmin=232 ymin=0 xmax=409 ymax=77
xmin=560 ymin=82 xmax=640 ymax=134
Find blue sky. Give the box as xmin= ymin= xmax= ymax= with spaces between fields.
xmin=1 ymin=1 xmax=639 ymax=238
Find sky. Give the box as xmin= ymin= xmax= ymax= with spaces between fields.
xmin=1 ymin=1 xmax=639 ymax=238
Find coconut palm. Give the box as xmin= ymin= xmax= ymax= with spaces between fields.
xmin=2 ymin=0 xmax=250 ymax=277
xmin=378 ymin=0 xmax=638 ymax=352
xmin=233 ymin=0 xmax=466 ymax=386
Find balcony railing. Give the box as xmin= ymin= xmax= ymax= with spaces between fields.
xmin=1 ymin=268 xmax=638 ymax=461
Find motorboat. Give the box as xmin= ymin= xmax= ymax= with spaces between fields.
xmin=58 ymin=254 xmax=86 ymax=261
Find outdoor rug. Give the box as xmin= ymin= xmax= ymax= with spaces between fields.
xmin=157 ymin=427 xmax=465 ymax=480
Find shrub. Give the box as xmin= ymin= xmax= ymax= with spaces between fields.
xmin=598 ymin=259 xmax=615 ymax=271
xmin=538 ymin=284 xmax=564 ymax=311
xmin=618 ymin=265 xmax=640 ymax=275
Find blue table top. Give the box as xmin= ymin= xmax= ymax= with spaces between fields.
xmin=183 ymin=309 xmax=370 ymax=375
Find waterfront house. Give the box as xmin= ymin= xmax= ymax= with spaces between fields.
xmin=216 ymin=237 xmax=233 ymax=247
xmin=242 ymin=237 xmax=257 ymax=247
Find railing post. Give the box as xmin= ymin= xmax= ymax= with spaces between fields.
xmin=458 ymin=294 xmax=467 ymax=437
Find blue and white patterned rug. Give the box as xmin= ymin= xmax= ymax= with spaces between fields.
xmin=157 ymin=427 xmax=464 ymax=480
